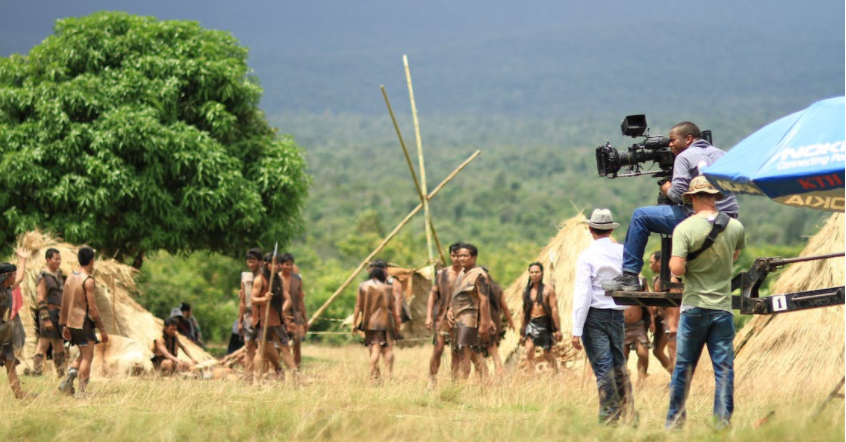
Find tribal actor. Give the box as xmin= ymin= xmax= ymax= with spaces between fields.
xmin=449 ymin=244 xmax=493 ymax=380
xmin=30 ymin=248 xmax=66 ymax=377
xmin=238 ymin=248 xmax=262 ymax=379
xmin=0 ymin=250 xmax=33 ymax=399
xmin=59 ymin=247 xmax=109 ymax=397
xmin=424 ymin=243 xmax=462 ymax=385
xmin=152 ymin=317 xmax=198 ymax=374
xmin=353 ymin=261 xmax=401 ymax=380
xmin=278 ymin=253 xmax=308 ymax=369
xmin=251 ymin=253 xmax=297 ymax=380
xmin=521 ymin=262 xmax=562 ymax=374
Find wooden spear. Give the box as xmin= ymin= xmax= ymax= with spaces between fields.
xmin=257 ymin=242 xmax=278 ymax=373
xmin=380 ymin=85 xmax=446 ymax=265
xmin=308 ymin=150 xmax=481 ymax=326
xmin=403 ymin=55 xmax=437 ymax=273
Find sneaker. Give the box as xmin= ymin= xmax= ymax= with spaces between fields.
xmin=601 ymin=272 xmax=642 ymax=292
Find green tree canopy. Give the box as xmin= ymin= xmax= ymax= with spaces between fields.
xmin=0 ymin=12 xmax=309 ymax=266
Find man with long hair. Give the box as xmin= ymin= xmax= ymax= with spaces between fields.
xmin=0 ymin=249 xmax=32 ymax=399
xmin=521 ymin=262 xmax=561 ymax=373
xmin=352 ymin=260 xmax=400 ymax=380
xmin=449 ymin=244 xmax=493 ymax=380
xmin=251 ymin=253 xmax=297 ymax=381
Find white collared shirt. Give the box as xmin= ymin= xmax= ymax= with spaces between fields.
xmin=572 ymin=237 xmax=626 ymax=336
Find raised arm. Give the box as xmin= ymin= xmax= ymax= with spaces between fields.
xmin=11 ymin=248 xmax=29 ymax=289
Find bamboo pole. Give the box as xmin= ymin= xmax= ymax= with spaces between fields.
xmin=402 ymin=55 xmax=437 ymax=276
xmin=308 ymin=150 xmax=481 ymax=326
xmin=257 ymin=243 xmax=278 ymax=373
xmin=380 ymin=85 xmax=446 ymax=265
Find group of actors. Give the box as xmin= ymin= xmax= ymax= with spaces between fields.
xmin=0 ymin=246 xmax=110 ymax=398
xmin=0 ymin=121 xmax=747 ymax=431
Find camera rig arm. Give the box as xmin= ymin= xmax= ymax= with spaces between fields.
xmin=730 ymin=252 xmax=845 ymax=315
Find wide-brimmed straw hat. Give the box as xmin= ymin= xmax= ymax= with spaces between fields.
xmin=682 ymin=175 xmax=724 ymax=204
xmin=585 ymin=209 xmax=620 ymax=230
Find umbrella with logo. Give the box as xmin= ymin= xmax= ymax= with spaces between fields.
xmin=703 ymin=96 xmax=845 ymax=212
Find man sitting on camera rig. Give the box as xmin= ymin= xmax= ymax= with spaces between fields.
xmin=602 ymin=121 xmax=739 ymax=292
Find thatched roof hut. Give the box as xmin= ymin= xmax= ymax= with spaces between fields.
xmin=387 ymin=265 xmax=433 ymax=347
xmin=13 ymin=232 xmax=215 ymax=376
xmin=500 ymin=214 xmax=594 ymax=369
xmin=731 ymin=213 xmax=844 ymax=396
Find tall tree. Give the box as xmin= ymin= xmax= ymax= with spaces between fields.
xmin=0 ymin=12 xmax=309 ymax=266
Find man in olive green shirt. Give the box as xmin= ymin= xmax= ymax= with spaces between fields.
xmin=666 ymin=176 xmax=745 ymax=429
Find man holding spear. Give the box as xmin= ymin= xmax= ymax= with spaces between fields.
xmin=251 ymin=249 xmax=297 ymax=381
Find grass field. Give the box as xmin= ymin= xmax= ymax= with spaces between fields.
xmin=0 ymin=345 xmax=842 ymax=441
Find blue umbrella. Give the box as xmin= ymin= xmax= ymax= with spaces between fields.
xmin=703 ymin=96 xmax=845 ymax=212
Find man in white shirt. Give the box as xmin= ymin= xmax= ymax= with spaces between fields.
xmin=571 ymin=209 xmax=634 ymax=424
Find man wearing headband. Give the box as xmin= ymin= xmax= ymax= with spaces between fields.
xmin=59 ymin=247 xmax=109 ymax=397
xmin=0 ymin=249 xmax=32 ymax=399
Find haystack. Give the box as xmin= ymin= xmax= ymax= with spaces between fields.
xmin=731 ymin=213 xmax=844 ymax=396
xmin=500 ymin=214 xmax=594 ymax=369
xmin=13 ymin=231 xmax=215 ymax=376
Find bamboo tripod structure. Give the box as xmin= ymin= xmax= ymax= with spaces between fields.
xmin=308 ymin=151 xmax=481 ymax=326
xmin=403 ymin=55 xmax=438 ymax=274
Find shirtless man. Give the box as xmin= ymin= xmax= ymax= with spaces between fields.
xmin=251 ymin=253 xmax=297 ymax=381
xmin=0 ymin=250 xmax=33 ymax=399
xmin=29 ymin=248 xmax=66 ymax=377
xmin=59 ymin=247 xmax=109 ymax=397
xmin=352 ymin=261 xmax=400 ymax=380
xmin=424 ymin=243 xmax=462 ymax=385
xmin=278 ymin=253 xmax=308 ymax=369
xmin=238 ymin=248 xmax=262 ymax=379
xmin=648 ymin=252 xmax=679 ymax=372
xmin=483 ymin=269 xmax=515 ymax=374
xmin=151 ymin=317 xmax=198 ymax=375
xmin=449 ymin=244 xmax=494 ymax=380
xmin=521 ymin=262 xmax=562 ymax=373
xmin=623 ymin=305 xmax=650 ymax=382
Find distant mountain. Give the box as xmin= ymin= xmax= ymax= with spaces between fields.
xmin=1 ymin=0 xmax=842 ymax=120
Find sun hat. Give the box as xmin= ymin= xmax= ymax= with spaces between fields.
xmin=585 ymin=209 xmax=620 ymax=230
xmin=682 ymin=175 xmax=724 ymax=204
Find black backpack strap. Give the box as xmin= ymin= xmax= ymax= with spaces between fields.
xmin=687 ymin=212 xmax=730 ymax=261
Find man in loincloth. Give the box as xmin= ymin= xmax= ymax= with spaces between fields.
xmin=483 ymin=269 xmax=515 ymax=375
xmin=29 ymin=248 xmax=67 ymax=377
xmin=278 ymin=253 xmax=308 ymax=369
xmin=151 ymin=317 xmax=198 ymax=375
xmin=59 ymin=247 xmax=109 ymax=397
xmin=449 ymin=243 xmax=494 ymax=380
xmin=647 ymin=251 xmax=677 ymax=373
xmin=623 ymin=305 xmax=651 ymax=382
xmin=424 ymin=243 xmax=462 ymax=385
xmin=238 ymin=248 xmax=262 ymax=379
xmin=0 ymin=249 xmax=34 ymax=399
xmin=251 ymin=253 xmax=297 ymax=381
xmin=352 ymin=260 xmax=400 ymax=380
xmin=521 ymin=262 xmax=562 ymax=374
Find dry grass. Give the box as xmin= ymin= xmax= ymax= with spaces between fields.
xmin=0 ymin=344 xmax=842 ymax=441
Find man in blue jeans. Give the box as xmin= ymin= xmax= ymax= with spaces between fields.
xmin=665 ymin=176 xmax=746 ymax=429
xmin=602 ymin=122 xmax=739 ymax=292
xmin=571 ymin=209 xmax=633 ymax=424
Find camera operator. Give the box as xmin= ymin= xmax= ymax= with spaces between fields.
xmin=602 ymin=121 xmax=739 ymax=291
